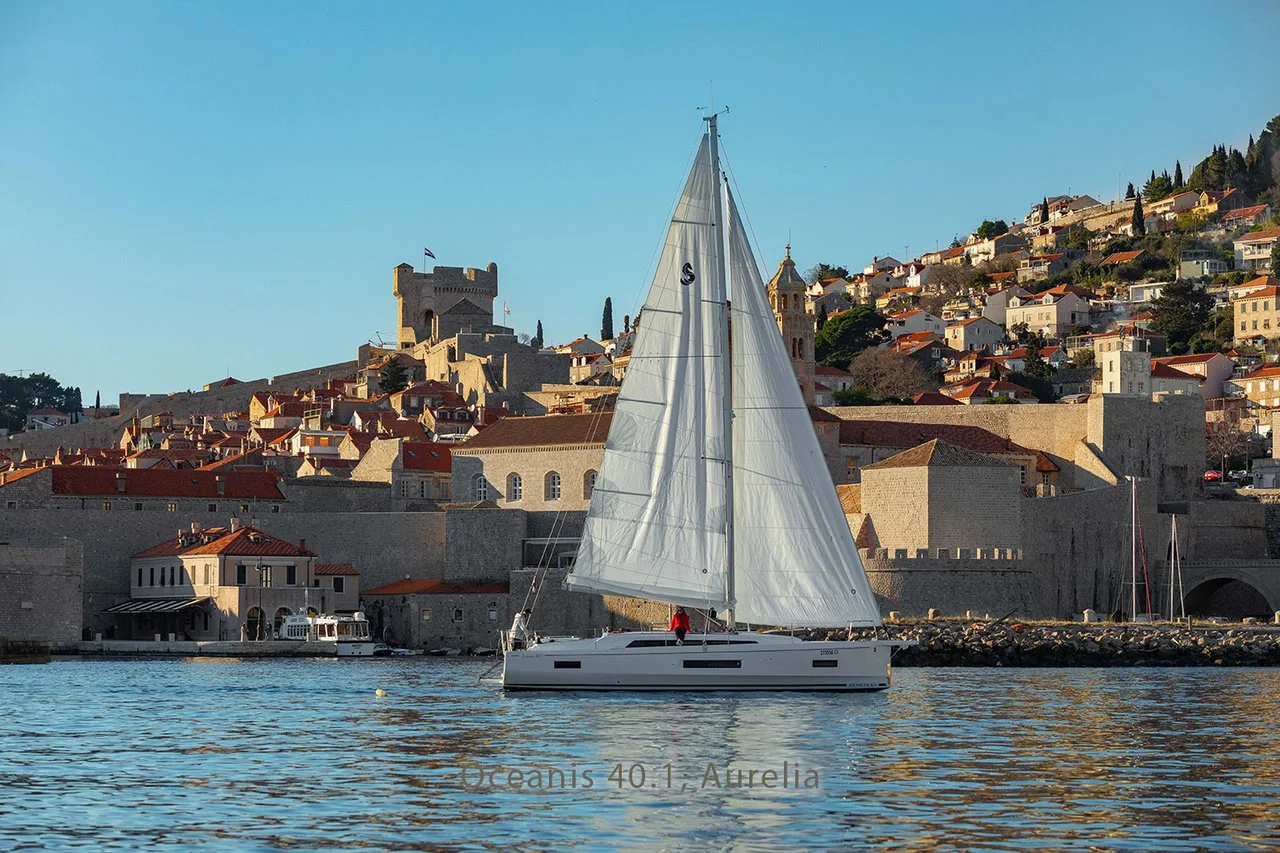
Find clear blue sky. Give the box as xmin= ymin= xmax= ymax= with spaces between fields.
xmin=2 ymin=0 xmax=1278 ymax=404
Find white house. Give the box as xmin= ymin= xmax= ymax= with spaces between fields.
xmin=885 ymin=309 xmax=945 ymax=339
xmin=945 ymin=317 xmax=1004 ymax=352
xmin=1235 ymin=228 xmax=1280 ymax=272
xmin=1005 ymin=286 xmax=1093 ymax=337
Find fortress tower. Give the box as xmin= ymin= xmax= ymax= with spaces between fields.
xmin=393 ymin=261 xmax=500 ymax=349
xmin=766 ymin=246 xmax=816 ymax=405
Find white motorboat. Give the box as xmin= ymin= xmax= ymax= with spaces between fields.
xmin=279 ymin=611 xmax=377 ymax=657
xmin=502 ymin=115 xmax=903 ymax=692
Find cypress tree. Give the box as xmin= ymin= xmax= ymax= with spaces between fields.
xmin=1125 ymin=182 xmax=1135 ymax=199
xmin=1131 ymin=192 xmax=1145 ymax=236
xmin=601 ymin=297 xmax=614 ymax=341
xmin=94 ymin=390 xmax=100 ymax=411
xmin=1174 ymin=161 xmax=1183 ymax=188
xmin=816 ymin=302 xmax=829 ymax=330
xmin=1150 ymin=169 xmax=1156 ymax=184
xmin=1040 ymin=197 xmax=1049 ymax=222
xmin=533 ymin=319 xmax=544 ymax=349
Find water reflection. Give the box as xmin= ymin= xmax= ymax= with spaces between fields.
xmin=0 ymin=660 xmax=1277 ymax=851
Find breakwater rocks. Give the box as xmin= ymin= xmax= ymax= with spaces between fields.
xmin=835 ymin=622 xmax=1280 ymax=667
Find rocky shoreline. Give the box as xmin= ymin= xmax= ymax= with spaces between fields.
xmin=835 ymin=621 xmax=1280 ymax=667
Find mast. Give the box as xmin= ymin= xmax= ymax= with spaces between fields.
xmin=707 ymin=112 xmax=736 ymax=628
xmin=1130 ymin=475 xmax=1137 ymax=621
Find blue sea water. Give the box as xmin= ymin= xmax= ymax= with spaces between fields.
xmin=1 ymin=659 xmax=1277 ymax=852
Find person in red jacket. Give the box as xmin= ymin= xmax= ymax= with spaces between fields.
xmin=669 ymin=607 xmax=691 ymax=645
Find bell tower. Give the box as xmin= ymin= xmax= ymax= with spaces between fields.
xmin=766 ymin=245 xmax=816 ymax=405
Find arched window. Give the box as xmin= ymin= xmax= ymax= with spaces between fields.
xmin=776 ymin=294 xmax=784 ymax=312
xmin=797 ymin=338 xmax=804 ymax=359
xmin=546 ymin=471 xmax=561 ymax=501
xmin=507 ymin=473 xmax=523 ymax=502
xmin=473 ymin=475 xmax=488 ymax=502
xmin=584 ymin=470 xmax=598 ymax=500
xmin=792 ymin=293 xmax=800 ymax=311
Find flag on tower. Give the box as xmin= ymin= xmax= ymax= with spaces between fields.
xmin=423 ymin=248 xmax=436 ymax=260
xmin=504 ymin=303 xmax=511 ymax=316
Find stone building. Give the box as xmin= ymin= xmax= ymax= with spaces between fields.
xmin=859 ymin=440 xmax=1023 ymax=555
xmin=450 ymin=413 xmax=609 ymax=511
xmin=394 ymin=261 xmax=504 ymax=349
xmin=766 ymin=247 xmax=816 ymax=404
xmin=107 ymin=522 xmax=361 ymax=642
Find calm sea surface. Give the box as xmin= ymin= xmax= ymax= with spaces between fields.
xmin=1 ymin=659 xmax=1278 ymax=852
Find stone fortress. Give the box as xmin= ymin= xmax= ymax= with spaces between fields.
xmin=5 ymin=252 xmax=1280 ymax=653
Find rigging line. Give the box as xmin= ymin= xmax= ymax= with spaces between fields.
xmin=718 ymin=140 xmax=769 ymax=280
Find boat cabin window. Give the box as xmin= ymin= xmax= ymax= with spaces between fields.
xmin=553 ymin=661 xmax=582 ymax=669
xmin=812 ymin=659 xmax=839 ymax=668
xmin=625 ymin=639 xmax=757 ymax=648
xmin=682 ymin=659 xmax=741 ymax=668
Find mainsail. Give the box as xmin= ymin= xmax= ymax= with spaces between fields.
xmin=724 ymin=188 xmax=882 ymax=628
xmin=567 ymin=123 xmax=882 ymax=628
xmin=565 ymin=130 xmax=729 ymax=607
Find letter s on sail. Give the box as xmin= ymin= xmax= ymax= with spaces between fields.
xmin=681 ymin=263 xmax=695 ymax=286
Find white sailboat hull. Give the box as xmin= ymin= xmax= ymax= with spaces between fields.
xmin=501 ymin=632 xmax=895 ymax=692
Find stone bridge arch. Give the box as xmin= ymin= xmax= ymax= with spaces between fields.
xmin=1180 ymin=561 xmax=1279 ymax=620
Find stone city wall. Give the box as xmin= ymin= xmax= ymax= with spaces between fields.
xmin=0 ymin=538 xmax=83 ymax=651
xmin=0 ymin=508 xmax=450 ymax=637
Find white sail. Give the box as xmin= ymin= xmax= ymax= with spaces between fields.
xmin=724 ymin=188 xmax=882 ymax=628
xmin=565 ymin=131 xmax=729 ymax=607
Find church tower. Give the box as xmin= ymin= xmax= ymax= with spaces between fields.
xmin=766 ymin=246 xmax=816 ymax=404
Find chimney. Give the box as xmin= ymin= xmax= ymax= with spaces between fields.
xmin=115 ymin=472 xmax=126 ymax=493
xmin=215 ymin=475 xmax=225 ymax=496
xmin=299 ymin=538 xmax=307 ymax=553
xmin=230 ymin=517 xmax=240 ymax=532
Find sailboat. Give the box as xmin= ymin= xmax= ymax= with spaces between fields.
xmin=501 ymin=114 xmax=901 ymax=691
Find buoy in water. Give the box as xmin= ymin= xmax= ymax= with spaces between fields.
xmin=375 ymin=688 xmax=386 ymax=697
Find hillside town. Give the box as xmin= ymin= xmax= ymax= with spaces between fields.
xmin=4 ymin=113 xmax=1280 ymax=654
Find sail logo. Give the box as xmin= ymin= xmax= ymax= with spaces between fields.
xmin=681 ymin=263 xmax=696 ymax=286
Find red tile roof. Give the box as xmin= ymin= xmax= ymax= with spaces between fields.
xmin=133 ymin=526 xmax=311 ymax=559
xmin=1232 ymin=277 xmax=1280 ymax=300
xmin=314 ymin=563 xmax=359 ymax=576
xmin=911 ymin=392 xmax=963 ymax=406
xmin=1222 ymin=205 xmax=1269 ymax=221
xmin=456 ymin=413 xmax=611 ymax=451
xmin=1236 ymin=227 xmax=1280 ymax=243
xmin=362 ymin=579 xmax=510 ymax=595
xmin=1150 ymin=363 xmax=1199 ymax=381
xmin=16 ymin=467 xmax=287 ymax=499
xmin=401 ymin=442 xmax=452 ymax=472
xmin=1102 ymin=250 xmax=1145 ymax=265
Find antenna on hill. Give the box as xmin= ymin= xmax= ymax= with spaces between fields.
xmin=368 ymin=332 xmax=391 ymax=348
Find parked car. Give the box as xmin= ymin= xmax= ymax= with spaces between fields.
xmin=1203 ymin=470 xmax=1223 ymax=482
xmin=1228 ymin=469 xmax=1250 ymax=482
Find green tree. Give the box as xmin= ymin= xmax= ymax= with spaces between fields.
xmin=1009 ymin=321 xmax=1030 ymax=343
xmin=816 ymin=302 xmax=829 ymax=330
xmin=1272 ymin=241 xmax=1280 ymax=274
xmin=0 ymin=372 xmax=82 ymax=433
xmin=601 ymin=297 xmax=614 ymax=341
xmin=1071 ymin=348 xmax=1096 ymax=369
xmin=1041 ymin=197 xmax=1050 ymax=222
xmin=803 ymin=263 xmax=850 ymax=284
xmin=94 ymin=390 xmax=101 ymax=411
xmin=975 ymin=219 xmax=1009 ymax=240
xmin=1144 ymin=170 xmax=1174 ymax=201
xmin=813 ymin=307 xmax=888 ymax=370
xmin=1174 ymin=160 xmax=1184 ymax=189
xmin=1131 ymin=192 xmax=1146 ymax=236
xmin=1125 ymin=182 xmax=1135 ymax=200
xmin=533 ymin=319 xmax=544 ymax=349
xmin=1003 ymin=371 xmax=1055 ymax=402
xmin=1150 ymin=278 xmax=1213 ymax=354
xmin=1021 ymin=338 xmax=1053 ymax=379
xmin=378 ymin=358 xmax=409 ymax=394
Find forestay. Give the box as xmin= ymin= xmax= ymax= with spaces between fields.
xmin=565 ymin=131 xmax=729 ymax=607
xmin=725 ymin=188 xmax=882 ymax=627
